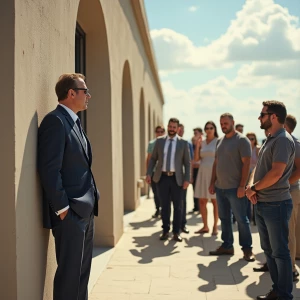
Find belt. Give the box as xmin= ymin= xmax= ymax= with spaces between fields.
xmin=162 ymin=171 xmax=175 ymax=176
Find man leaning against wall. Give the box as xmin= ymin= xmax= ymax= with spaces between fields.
xmin=38 ymin=73 xmax=100 ymax=300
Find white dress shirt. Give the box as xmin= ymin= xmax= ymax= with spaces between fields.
xmin=56 ymin=104 xmax=87 ymax=215
xmin=162 ymin=135 xmax=178 ymax=172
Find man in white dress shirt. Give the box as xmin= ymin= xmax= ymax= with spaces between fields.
xmin=146 ymin=118 xmax=191 ymax=242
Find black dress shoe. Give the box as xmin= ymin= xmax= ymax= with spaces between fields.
xmin=152 ymin=209 xmax=160 ymax=218
xmin=253 ymin=263 xmax=269 ymax=272
xmin=173 ymin=233 xmax=182 ymax=242
xmin=181 ymin=226 xmax=189 ymax=234
xmin=256 ymin=290 xmax=278 ymax=300
xmin=159 ymin=232 xmax=169 ymax=241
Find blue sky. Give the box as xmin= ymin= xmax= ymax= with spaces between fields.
xmin=145 ymin=0 xmax=300 ymax=141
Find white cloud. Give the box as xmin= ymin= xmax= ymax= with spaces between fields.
xmin=150 ymin=0 xmax=300 ymax=72
xmin=188 ymin=6 xmax=198 ymax=12
xmin=162 ymin=77 xmax=300 ymax=141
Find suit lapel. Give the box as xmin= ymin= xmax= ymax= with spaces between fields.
xmin=57 ymin=106 xmax=90 ymax=162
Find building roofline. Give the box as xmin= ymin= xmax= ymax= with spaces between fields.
xmin=130 ymin=0 xmax=164 ymax=105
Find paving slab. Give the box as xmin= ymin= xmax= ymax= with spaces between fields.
xmin=90 ymin=187 xmax=300 ymax=299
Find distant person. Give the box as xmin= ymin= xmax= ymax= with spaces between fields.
xmin=194 ymin=121 xmax=219 ymax=235
xmin=146 ymin=125 xmax=166 ymax=218
xmin=235 ymin=123 xmax=244 ymax=134
xmin=190 ymin=127 xmax=203 ymax=213
xmin=246 ymin=132 xmax=260 ymax=223
xmin=38 ymin=73 xmax=100 ymax=300
xmin=246 ymin=101 xmax=295 ymax=300
xmin=209 ymin=113 xmax=254 ymax=262
xmin=177 ymin=123 xmax=193 ymax=234
xmin=146 ymin=118 xmax=191 ymax=242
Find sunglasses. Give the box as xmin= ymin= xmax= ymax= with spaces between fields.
xmin=205 ymin=127 xmax=214 ymax=130
xmin=73 ymin=88 xmax=90 ymax=95
xmin=156 ymin=130 xmax=164 ymax=134
xmin=248 ymin=137 xmax=255 ymax=141
xmin=259 ymin=112 xmax=274 ymax=118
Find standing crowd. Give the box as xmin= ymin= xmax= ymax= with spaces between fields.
xmin=146 ymin=101 xmax=300 ymax=300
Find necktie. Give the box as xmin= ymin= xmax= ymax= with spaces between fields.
xmin=76 ymin=118 xmax=88 ymax=154
xmin=76 ymin=118 xmax=84 ymax=138
xmin=166 ymin=139 xmax=173 ymax=172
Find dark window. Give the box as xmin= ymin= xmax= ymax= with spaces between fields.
xmin=75 ymin=23 xmax=87 ymax=131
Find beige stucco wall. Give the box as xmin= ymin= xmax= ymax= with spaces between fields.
xmin=0 ymin=0 xmax=163 ymax=299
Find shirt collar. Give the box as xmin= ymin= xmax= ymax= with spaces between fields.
xmin=59 ymin=104 xmax=78 ymax=123
xmin=167 ymin=134 xmax=178 ymax=141
xmin=270 ymin=128 xmax=285 ymax=138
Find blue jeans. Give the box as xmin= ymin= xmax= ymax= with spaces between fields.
xmin=255 ymin=200 xmax=293 ymax=300
xmin=215 ymin=187 xmax=252 ymax=250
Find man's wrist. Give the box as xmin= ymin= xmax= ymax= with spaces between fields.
xmin=251 ymin=184 xmax=258 ymax=192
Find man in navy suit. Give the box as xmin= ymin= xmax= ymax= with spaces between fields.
xmin=38 ymin=73 xmax=99 ymax=300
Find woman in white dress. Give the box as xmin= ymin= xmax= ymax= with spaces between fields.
xmin=194 ymin=121 xmax=219 ymax=235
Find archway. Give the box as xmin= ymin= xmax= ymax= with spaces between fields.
xmin=122 ymin=61 xmax=135 ymax=211
xmin=77 ymin=0 xmax=112 ymax=246
xmin=139 ymin=89 xmax=146 ymax=196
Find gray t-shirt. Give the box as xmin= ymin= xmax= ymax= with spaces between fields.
xmin=254 ymin=128 xmax=295 ymax=202
xmin=290 ymin=135 xmax=300 ymax=191
xmin=215 ymin=132 xmax=251 ymax=189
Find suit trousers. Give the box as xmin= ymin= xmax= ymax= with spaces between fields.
xmin=52 ymin=209 xmax=94 ymax=300
xmin=192 ymin=167 xmax=199 ymax=211
xmin=181 ymin=189 xmax=187 ymax=228
xmin=151 ymin=175 xmax=161 ymax=210
xmin=157 ymin=174 xmax=183 ymax=234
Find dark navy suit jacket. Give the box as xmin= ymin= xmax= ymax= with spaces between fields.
xmin=38 ymin=105 xmax=99 ymax=229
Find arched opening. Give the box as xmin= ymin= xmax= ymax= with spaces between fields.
xmin=139 ymin=89 xmax=146 ymax=196
xmin=77 ymin=0 xmax=113 ymax=246
xmin=152 ymin=111 xmax=156 ymax=139
xmin=148 ymin=104 xmax=152 ymax=143
xmin=122 ymin=61 xmax=135 ymax=211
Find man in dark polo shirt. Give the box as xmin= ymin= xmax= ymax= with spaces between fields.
xmin=246 ymin=101 xmax=295 ymax=300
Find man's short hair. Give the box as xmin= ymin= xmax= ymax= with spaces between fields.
xmin=285 ymin=114 xmax=297 ymax=132
xmin=55 ymin=73 xmax=85 ymax=101
xmin=168 ymin=118 xmax=180 ymax=125
xmin=193 ymin=127 xmax=203 ymax=133
xmin=220 ymin=113 xmax=234 ymax=120
xmin=235 ymin=124 xmax=244 ymax=129
xmin=155 ymin=125 xmax=165 ymax=132
xmin=263 ymin=100 xmax=287 ymax=124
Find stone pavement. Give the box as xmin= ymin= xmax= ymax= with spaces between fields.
xmin=90 ymin=187 xmax=300 ymax=300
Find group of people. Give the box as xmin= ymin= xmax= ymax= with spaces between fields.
xmin=146 ymin=101 xmax=300 ymax=300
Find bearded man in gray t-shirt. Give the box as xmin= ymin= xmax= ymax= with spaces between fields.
xmin=208 ymin=113 xmax=254 ymax=262
xmin=245 ymin=101 xmax=295 ymax=300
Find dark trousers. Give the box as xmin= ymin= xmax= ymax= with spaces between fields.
xmin=192 ymin=168 xmax=199 ymax=211
xmin=52 ymin=209 xmax=94 ymax=300
xmin=151 ymin=178 xmax=160 ymax=210
xmin=157 ymin=174 xmax=183 ymax=234
xmin=255 ymin=200 xmax=293 ymax=299
xmin=181 ymin=189 xmax=187 ymax=228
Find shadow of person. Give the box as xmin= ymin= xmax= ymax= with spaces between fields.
xmin=129 ymin=218 xmax=160 ymax=230
xmin=197 ymin=255 xmax=248 ymax=292
xmin=129 ymin=231 xmax=180 ymax=264
xmin=245 ymin=272 xmax=273 ymax=299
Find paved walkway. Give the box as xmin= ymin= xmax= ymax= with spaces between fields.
xmin=90 ymin=187 xmax=300 ymax=299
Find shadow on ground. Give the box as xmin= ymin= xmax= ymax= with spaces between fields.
xmin=129 ymin=231 xmax=180 ymax=264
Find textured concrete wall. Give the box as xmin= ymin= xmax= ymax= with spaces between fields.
xmin=1 ymin=0 xmax=163 ymax=299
